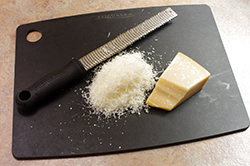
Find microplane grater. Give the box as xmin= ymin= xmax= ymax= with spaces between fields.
xmin=16 ymin=7 xmax=178 ymax=114
xmin=79 ymin=7 xmax=178 ymax=70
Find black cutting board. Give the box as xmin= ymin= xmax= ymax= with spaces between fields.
xmin=13 ymin=5 xmax=249 ymax=159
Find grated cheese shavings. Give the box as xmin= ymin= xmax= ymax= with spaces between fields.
xmin=83 ymin=51 xmax=156 ymax=119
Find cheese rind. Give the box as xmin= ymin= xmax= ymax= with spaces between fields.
xmin=146 ymin=52 xmax=211 ymax=111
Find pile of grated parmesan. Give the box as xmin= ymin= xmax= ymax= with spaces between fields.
xmin=83 ymin=51 xmax=156 ymax=119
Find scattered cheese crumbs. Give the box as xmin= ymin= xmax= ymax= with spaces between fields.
xmin=83 ymin=51 xmax=156 ymax=118
xmin=146 ymin=52 xmax=211 ymax=111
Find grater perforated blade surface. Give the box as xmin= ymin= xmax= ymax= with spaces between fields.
xmin=79 ymin=7 xmax=178 ymax=70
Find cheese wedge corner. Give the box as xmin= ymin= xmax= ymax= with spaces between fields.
xmin=146 ymin=52 xmax=211 ymax=111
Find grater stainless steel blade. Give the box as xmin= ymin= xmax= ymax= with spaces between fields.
xmin=16 ymin=7 xmax=178 ymax=114
xmin=79 ymin=7 xmax=178 ymax=70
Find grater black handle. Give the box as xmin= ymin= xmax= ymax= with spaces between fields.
xmin=15 ymin=59 xmax=87 ymax=115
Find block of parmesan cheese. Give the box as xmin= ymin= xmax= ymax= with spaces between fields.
xmin=146 ymin=52 xmax=211 ymax=111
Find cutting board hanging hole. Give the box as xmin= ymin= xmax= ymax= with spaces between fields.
xmin=26 ymin=30 xmax=42 ymax=42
